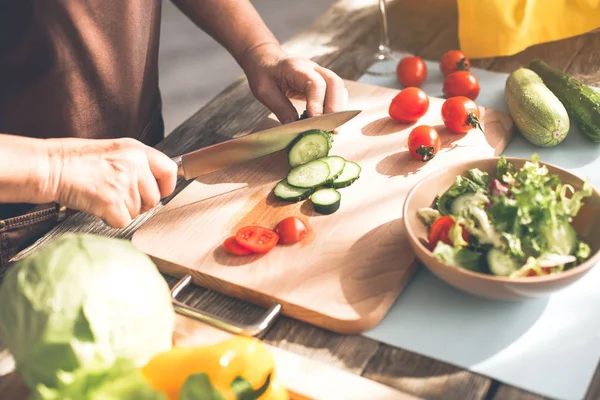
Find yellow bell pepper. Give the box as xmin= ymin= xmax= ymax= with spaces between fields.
xmin=457 ymin=0 xmax=600 ymax=58
xmin=140 ymin=336 xmax=289 ymax=400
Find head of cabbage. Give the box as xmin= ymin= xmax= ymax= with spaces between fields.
xmin=0 ymin=233 xmax=175 ymax=391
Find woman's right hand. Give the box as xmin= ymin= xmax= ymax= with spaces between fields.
xmin=46 ymin=137 xmax=178 ymax=228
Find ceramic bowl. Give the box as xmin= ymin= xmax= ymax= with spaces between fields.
xmin=403 ymin=157 xmax=600 ymax=300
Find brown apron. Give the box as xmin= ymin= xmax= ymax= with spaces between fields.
xmin=0 ymin=0 xmax=165 ymax=269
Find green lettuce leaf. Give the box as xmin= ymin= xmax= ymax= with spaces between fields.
xmin=33 ymin=358 xmax=166 ymax=400
xmin=437 ymin=176 xmax=482 ymax=215
xmin=467 ymin=168 xmax=490 ymax=189
xmin=432 ymin=242 xmax=484 ymax=272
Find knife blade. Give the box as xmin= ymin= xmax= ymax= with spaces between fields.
xmin=172 ymin=109 xmax=362 ymax=180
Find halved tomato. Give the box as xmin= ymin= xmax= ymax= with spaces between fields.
xmin=223 ymin=236 xmax=253 ymax=256
xmin=235 ymin=226 xmax=279 ymax=253
xmin=275 ymin=216 xmax=309 ymax=244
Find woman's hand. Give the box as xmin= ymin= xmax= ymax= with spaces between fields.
xmin=46 ymin=137 xmax=177 ymax=228
xmin=241 ymin=43 xmax=349 ymax=124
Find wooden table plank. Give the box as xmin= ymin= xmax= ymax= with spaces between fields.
xmin=2 ymin=1 xmax=599 ymax=399
xmin=362 ymin=345 xmax=491 ymax=400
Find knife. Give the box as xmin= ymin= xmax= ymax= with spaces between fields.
xmin=172 ymin=110 xmax=362 ymax=180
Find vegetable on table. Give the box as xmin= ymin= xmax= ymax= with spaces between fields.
xmin=441 ymin=96 xmax=484 ymax=134
xmin=235 ymin=226 xmax=279 ymax=254
xmin=310 ymin=188 xmax=342 ymax=215
xmin=268 ymin=128 xmax=362 ymax=216
xmin=0 ymin=234 xmax=175 ymax=393
xmin=396 ymin=56 xmax=428 ymax=87
xmin=274 ymin=216 xmax=310 ymax=244
xmin=440 ymin=50 xmax=471 ymax=77
xmin=141 ymin=337 xmax=289 ymax=400
xmin=388 ymin=87 xmax=430 ymax=123
xmin=407 ymin=125 xmax=441 ymax=162
xmin=505 ymin=67 xmax=570 ymax=147
xmin=223 ymin=236 xmax=254 ymax=256
xmin=287 ymin=129 xmax=333 ymax=167
xmin=417 ymin=155 xmax=593 ymax=278
xmin=529 ymin=59 xmax=600 ymax=143
xmin=443 ymin=71 xmax=480 ymax=100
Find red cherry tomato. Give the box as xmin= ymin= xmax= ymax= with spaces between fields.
xmin=274 ymin=216 xmax=310 ymax=244
xmin=408 ymin=125 xmax=441 ymax=162
xmin=440 ymin=50 xmax=471 ymax=76
xmin=388 ymin=87 xmax=430 ymax=123
xmin=396 ymin=56 xmax=427 ymax=87
xmin=222 ymin=236 xmax=253 ymax=256
xmin=428 ymin=216 xmax=470 ymax=249
xmin=443 ymin=71 xmax=480 ymax=100
xmin=235 ymin=226 xmax=279 ymax=253
xmin=441 ymin=96 xmax=483 ymax=134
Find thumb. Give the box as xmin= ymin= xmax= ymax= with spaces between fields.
xmin=254 ymin=82 xmax=298 ymax=124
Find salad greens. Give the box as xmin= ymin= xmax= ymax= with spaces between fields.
xmin=418 ymin=155 xmax=593 ymax=278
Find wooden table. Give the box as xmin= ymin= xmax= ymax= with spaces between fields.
xmin=1 ymin=0 xmax=599 ymax=399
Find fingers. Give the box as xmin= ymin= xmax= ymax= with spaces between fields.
xmin=145 ymin=147 xmax=178 ymax=199
xmin=287 ymin=65 xmax=327 ymax=117
xmin=315 ymin=66 xmax=348 ymax=114
xmin=137 ymin=163 xmax=162 ymax=213
xmin=102 ymin=201 xmax=132 ymax=229
xmin=254 ymin=81 xmax=298 ymax=124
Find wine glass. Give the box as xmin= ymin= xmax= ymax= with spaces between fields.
xmin=365 ymin=0 xmax=407 ymax=76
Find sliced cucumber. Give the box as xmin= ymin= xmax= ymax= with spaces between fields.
xmin=319 ymin=156 xmax=346 ymax=184
xmin=311 ymin=188 xmax=341 ymax=215
xmin=273 ymin=179 xmax=314 ymax=202
xmin=330 ymin=161 xmax=361 ymax=188
xmin=450 ymin=193 xmax=481 ymax=216
xmin=286 ymin=160 xmax=330 ymax=189
xmin=288 ymin=130 xmax=333 ymax=167
xmin=487 ymin=248 xmax=520 ymax=277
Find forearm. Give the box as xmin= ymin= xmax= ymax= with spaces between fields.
xmin=0 ymin=134 xmax=57 ymax=204
xmin=170 ymin=0 xmax=282 ymax=67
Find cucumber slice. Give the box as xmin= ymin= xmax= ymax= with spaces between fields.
xmin=288 ymin=130 xmax=333 ymax=167
xmin=330 ymin=161 xmax=361 ymax=188
xmin=311 ymin=188 xmax=341 ymax=215
xmin=319 ymin=156 xmax=346 ymax=183
xmin=286 ymin=160 xmax=330 ymax=189
xmin=487 ymin=248 xmax=519 ymax=276
xmin=273 ymin=179 xmax=314 ymax=202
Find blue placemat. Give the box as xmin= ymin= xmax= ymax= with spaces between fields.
xmin=358 ymin=59 xmax=600 ymax=400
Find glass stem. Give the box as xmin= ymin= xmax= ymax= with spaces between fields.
xmin=378 ymin=0 xmax=390 ymax=52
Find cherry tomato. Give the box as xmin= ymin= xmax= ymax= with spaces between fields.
xmin=223 ymin=236 xmax=253 ymax=256
xmin=440 ymin=50 xmax=471 ymax=76
xmin=235 ymin=226 xmax=279 ymax=253
xmin=274 ymin=216 xmax=309 ymax=244
xmin=441 ymin=96 xmax=483 ymax=134
xmin=408 ymin=125 xmax=441 ymax=162
xmin=388 ymin=87 xmax=430 ymax=123
xmin=428 ymin=216 xmax=470 ymax=249
xmin=443 ymin=71 xmax=480 ymax=100
xmin=396 ymin=56 xmax=427 ymax=87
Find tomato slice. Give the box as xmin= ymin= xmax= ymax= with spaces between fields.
xmin=428 ymin=216 xmax=470 ymax=249
xmin=274 ymin=216 xmax=310 ymax=244
xmin=223 ymin=236 xmax=253 ymax=256
xmin=235 ymin=226 xmax=279 ymax=253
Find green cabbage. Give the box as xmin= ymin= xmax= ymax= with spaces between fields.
xmin=0 ymin=233 xmax=175 ymax=391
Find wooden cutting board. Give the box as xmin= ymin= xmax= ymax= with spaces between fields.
xmin=132 ymin=80 xmax=514 ymax=334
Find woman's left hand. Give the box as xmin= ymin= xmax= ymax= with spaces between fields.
xmin=240 ymin=43 xmax=349 ymax=124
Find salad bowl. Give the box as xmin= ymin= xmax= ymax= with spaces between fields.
xmin=403 ymin=156 xmax=600 ymax=300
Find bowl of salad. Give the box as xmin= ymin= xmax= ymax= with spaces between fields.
xmin=403 ymin=155 xmax=600 ymax=300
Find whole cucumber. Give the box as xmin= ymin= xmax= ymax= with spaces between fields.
xmin=505 ymin=68 xmax=570 ymax=147
xmin=529 ymin=59 xmax=600 ymax=143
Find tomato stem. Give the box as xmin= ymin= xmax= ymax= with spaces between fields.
xmin=456 ymin=57 xmax=469 ymax=71
xmin=415 ymin=145 xmax=436 ymax=162
xmin=466 ymin=113 xmax=484 ymax=132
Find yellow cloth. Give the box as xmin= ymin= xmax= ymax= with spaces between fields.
xmin=457 ymin=0 xmax=600 ymax=58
